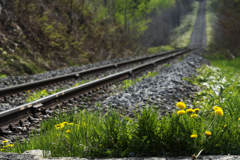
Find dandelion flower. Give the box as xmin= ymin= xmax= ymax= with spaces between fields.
xmin=66 ymin=130 xmax=71 ymax=134
xmin=27 ymin=90 xmax=30 ymax=93
xmin=215 ymin=109 xmax=223 ymax=116
xmin=42 ymin=89 xmax=46 ymax=92
xmin=224 ymin=124 xmax=227 ymax=128
xmin=177 ymin=110 xmax=186 ymax=115
xmin=186 ymin=109 xmax=195 ymax=113
xmin=1 ymin=149 xmax=4 ymax=151
xmin=238 ymin=118 xmax=240 ymax=121
xmin=191 ymin=114 xmax=198 ymax=118
xmin=213 ymin=106 xmax=222 ymax=111
xmin=191 ymin=134 xmax=197 ymax=138
xmin=205 ymin=131 xmax=211 ymax=136
xmin=176 ymin=102 xmax=186 ymax=109
xmin=2 ymin=140 xmax=8 ymax=144
xmin=213 ymin=106 xmax=218 ymax=110
xmin=194 ymin=108 xmax=200 ymax=113
xmin=63 ymin=122 xmax=68 ymax=125
xmin=8 ymin=144 xmax=14 ymax=147
xmin=3 ymin=146 xmax=8 ymax=149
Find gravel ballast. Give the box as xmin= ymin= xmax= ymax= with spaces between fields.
xmin=102 ymin=50 xmax=209 ymax=116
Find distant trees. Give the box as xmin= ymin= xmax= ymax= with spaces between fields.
xmin=90 ymin=0 xmax=175 ymax=34
xmin=140 ymin=0 xmax=194 ymax=47
xmin=211 ymin=0 xmax=240 ymax=57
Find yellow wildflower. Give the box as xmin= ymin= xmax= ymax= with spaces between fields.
xmin=42 ymin=89 xmax=46 ymax=92
xmin=191 ymin=114 xmax=198 ymax=118
xmin=205 ymin=131 xmax=211 ymax=136
xmin=55 ymin=123 xmax=64 ymax=129
xmin=213 ymin=106 xmax=223 ymax=116
xmin=27 ymin=90 xmax=30 ymax=93
xmin=8 ymin=144 xmax=14 ymax=147
xmin=74 ymin=84 xmax=78 ymax=87
xmin=176 ymin=102 xmax=186 ymax=109
xmin=1 ymin=149 xmax=4 ymax=151
xmin=2 ymin=140 xmax=8 ymax=144
xmin=3 ymin=146 xmax=8 ymax=149
xmin=63 ymin=122 xmax=68 ymax=125
xmin=238 ymin=118 xmax=240 ymax=121
xmin=177 ymin=110 xmax=186 ymax=115
xmin=224 ymin=125 xmax=227 ymax=128
xmin=215 ymin=109 xmax=223 ymax=116
xmin=66 ymin=130 xmax=71 ymax=134
xmin=191 ymin=134 xmax=197 ymax=138
xmin=213 ymin=106 xmax=222 ymax=111
xmin=68 ymin=123 xmax=74 ymax=126
xmin=186 ymin=109 xmax=195 ymax=113
xmin=194 ymin=108 xmax=200 ymax=113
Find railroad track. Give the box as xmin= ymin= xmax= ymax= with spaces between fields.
xmin=0 ymin=49 xmax=187 ymax=114
xmin=188 ymin=1 xmax=206 ymax=49
xmin=0 ymin=48 xmax=192 ymax=138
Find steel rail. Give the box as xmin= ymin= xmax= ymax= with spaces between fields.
xmin=0 ymin=48 xmax=191 ymax=131
xmin=0 ymin=49 xmax=185 ymax=99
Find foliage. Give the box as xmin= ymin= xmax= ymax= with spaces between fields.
xmin=209 ymin=0 xmax=240 ymax=57
xmin=141 ymin=0 xmax=195 ymax=47
xmin=0 ymin=73 xmax=6 ymax=78
xmin=90 ymin=0 xmax=175 ymax=34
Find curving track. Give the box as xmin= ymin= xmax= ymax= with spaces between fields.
xmin=188 ymin=1 xmax=207 ymax=49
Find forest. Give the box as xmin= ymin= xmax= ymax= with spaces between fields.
xmin=0 ymin=0 xmax=193 ymax=75
xmin=0 ymin=0 xmax=240 ymax=76
xmin=209 ymin=0 xmax=240 ymax=58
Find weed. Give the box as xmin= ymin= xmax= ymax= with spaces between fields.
xmin=163 ymin=64 xmax=171 ymax=67
xmin=177 ymin=58 xmax=183 ymax=62
xmin=122 ymin=71 xmax=158 ymax=90
xmin=26 ymin=80 xmax=90 ymax=103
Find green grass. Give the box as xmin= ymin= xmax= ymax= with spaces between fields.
xmin=206 ymin=0 xmax=217 ymax=48
xmin=163 ymin=63 xmax=171 ymax=67
xmin=3 ymin=58 xmax=240 ymax=157
xmin=0 ymin=73 xmax=6 ymax=78
xmin=147 ymin=45 xmax=175 ymax=54
xmin=26 ymin=80 xmax=90 ymax=103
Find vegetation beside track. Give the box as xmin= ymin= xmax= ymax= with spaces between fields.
xmin=26 ymin=80 xmax=90 ymax=103
xmin=1 ymin=57 xmax=240 ymax=157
